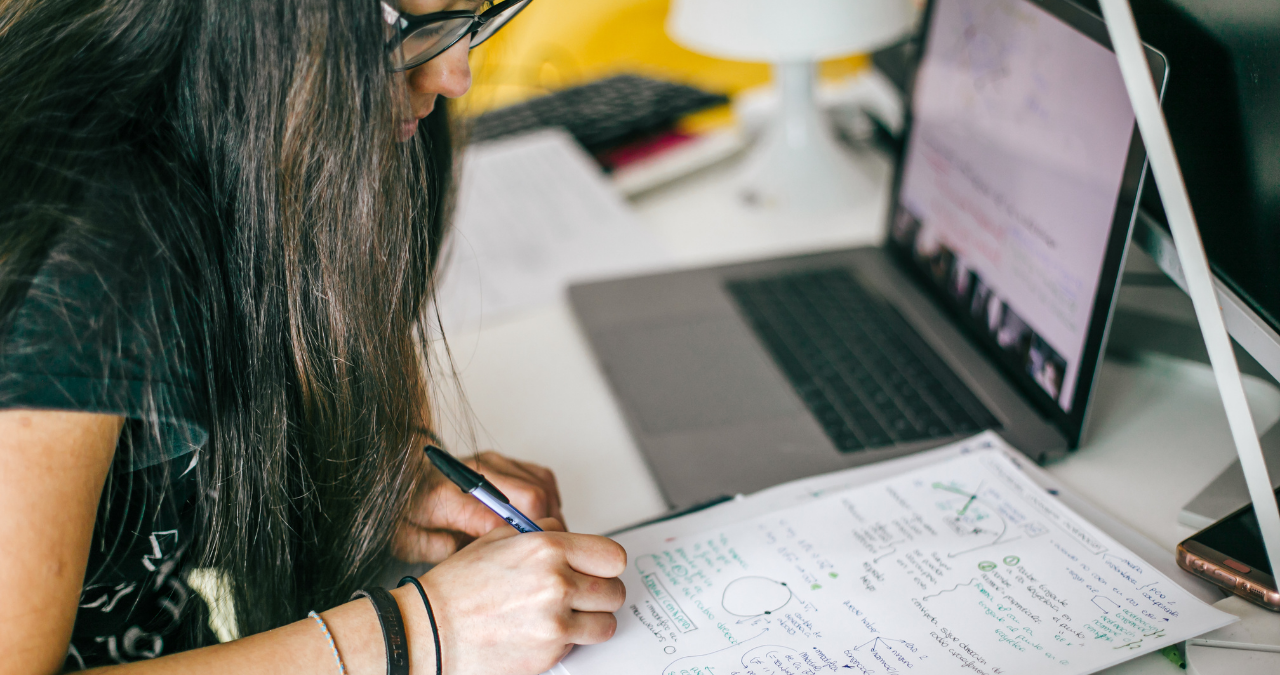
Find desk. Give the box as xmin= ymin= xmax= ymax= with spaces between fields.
xmin=434 ymin=140 xmax=1280 ymax=674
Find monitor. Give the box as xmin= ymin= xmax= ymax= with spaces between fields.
xmin=1078 ymin=0 xmax=1280 ymax=527
xmin=1124 ymin=0 xmax=1280 ymax=348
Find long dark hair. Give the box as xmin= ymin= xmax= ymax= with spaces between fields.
xmin=0 ymin=0 xmax=453 ymax=637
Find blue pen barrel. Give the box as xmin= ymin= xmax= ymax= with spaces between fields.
xmin=471 ymin=487 xmax=543 ymax=533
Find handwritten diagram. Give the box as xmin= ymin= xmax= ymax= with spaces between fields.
xmin=660 ymin=632 xmax=787 ymax=675
xmin=930 ymin=480 xmax=1027 ymax=557
xmin=721 ymin=577 xmax=794 ymax=619
xmin=923 ymin=577 xmax=977 ymax=601
xmin=560 ymin=447 xmax=1234 ymax=675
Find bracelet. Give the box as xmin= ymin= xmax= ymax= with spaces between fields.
xmin=308 ymin=611 xmax=347 ymax=674
xmin=399 ymin=576 xmax=443 ymax=675
xmin=351 ymin=587 xmax=410 ymax=675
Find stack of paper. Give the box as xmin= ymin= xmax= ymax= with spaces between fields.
xmin=553 ymin=433 xmax=1234 ymax=675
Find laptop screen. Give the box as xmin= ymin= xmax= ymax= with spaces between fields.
xmin=889 ymin=0 xmax=1149 ymax=426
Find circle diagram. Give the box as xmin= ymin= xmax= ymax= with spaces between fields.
xmin=721 ymin=577 xmax=793 ymax=617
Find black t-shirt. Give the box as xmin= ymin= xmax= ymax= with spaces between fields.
xmin=0 ymin=235 xmax=216 ymax=670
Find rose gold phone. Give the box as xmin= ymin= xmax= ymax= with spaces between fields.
xmin=1177 ymin=490 xmax=1280 ymax=612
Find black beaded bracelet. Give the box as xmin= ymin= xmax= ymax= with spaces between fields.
xmin=399 ymin=576 xmax=443 ymax=675
xmin=351 ymin=587 xmax=410 ymax=675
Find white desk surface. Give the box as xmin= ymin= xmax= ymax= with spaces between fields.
xmin=434 ymin=143 xmax=1280 ymax=674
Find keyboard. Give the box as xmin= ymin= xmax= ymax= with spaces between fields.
xmin=727 ymin=269 xmax=998 ymax=453
xmin=468 ymin=74 xmax=728 ymax=156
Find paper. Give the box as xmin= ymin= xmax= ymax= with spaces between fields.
xmin=556 ymin=448 xmax=1235 ymax=675
xmin=434 ymin=129 xmax=669 ymax=333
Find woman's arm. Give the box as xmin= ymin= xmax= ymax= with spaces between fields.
xmin=0 ymin=409 xmax=389 ymax=674
xmin=104 ymin=519 xmax=625 ymax=675
xmin=0 ymin=410 xmax=121 ymax=674
xmin=0 ymin=410 xmax=626 ymax=675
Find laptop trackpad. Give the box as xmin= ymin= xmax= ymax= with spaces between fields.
xmin=595 ymin=318 xmax=802 ymax=435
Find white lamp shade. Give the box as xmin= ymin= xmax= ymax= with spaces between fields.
xmin=668 ymin=0 xmax=917 ymax=63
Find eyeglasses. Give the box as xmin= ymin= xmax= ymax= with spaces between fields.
xmin=381 ymin=0 xmax=533 ymax=72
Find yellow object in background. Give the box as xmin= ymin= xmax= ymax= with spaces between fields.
xmin=460 ymin=0 xmax=869 ymax=117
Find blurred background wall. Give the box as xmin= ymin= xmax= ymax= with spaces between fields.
xmin=459 ymin=0 xmax=869 ymax=117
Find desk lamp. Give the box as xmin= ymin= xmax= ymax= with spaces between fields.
xmin=667 ymin=0 xmax=915 ymax=212
xmin=1100 ymin=0 xmax=1280 ymax=664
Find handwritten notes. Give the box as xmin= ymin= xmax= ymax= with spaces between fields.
xmin=557 ymin=450 xmax=1234 ymax=675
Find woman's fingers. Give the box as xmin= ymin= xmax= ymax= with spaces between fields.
xmin=389 ymin=516 xmax=569 ymax=564
xmin=565 ymin=610 xmax=619 ymax=645
xmin=511 ymin=459 xmax=562 ymax=514
xmin=559 ymin=532 xmax=627 ymax=579
xmin=534 ymin=517 xmax=567 ymax=533
xmin=408 ymin=449 xmax=566 ymax=543
xmin=391 ymin=523 xmax=470 ymax=563
xmin=568 ymin=573 xmax=626 ymax=613
xmin=470 ymin=452 xmax=564 ymax=522
xmin=410 ymin=469 xmax=506 ymax=533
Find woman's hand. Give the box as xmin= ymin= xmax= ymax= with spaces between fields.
xmin=393 ymin=451 xmax=564 ymax=563
xmin=411 ymin=519 xmax=627 ymax=675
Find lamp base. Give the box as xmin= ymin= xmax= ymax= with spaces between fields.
xmin=738 ymin=61 xmax=874 ymax=213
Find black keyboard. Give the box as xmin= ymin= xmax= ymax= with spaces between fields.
xmin=727 ymin=269 xmax=998 ymax=453
xmin=468 ymin=74 xmax=728 ymax=155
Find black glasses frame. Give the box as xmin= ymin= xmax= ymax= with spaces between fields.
xmin=385 ymin=0 xmax=532 ymax=71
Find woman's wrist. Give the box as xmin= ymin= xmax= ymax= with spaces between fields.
xmin=351 ymin=588 xmax=410 ymax=675
xmin=295 ymin=586 xmax=440 ymax=675
xmin=308 ymin=594 xmax=405 ymax=675
xmin=391 ymin=583 xmax=444 ymax=675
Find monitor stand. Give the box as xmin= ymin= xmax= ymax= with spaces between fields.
xmin=1180 ymin=424 xmax=1280 ymax=529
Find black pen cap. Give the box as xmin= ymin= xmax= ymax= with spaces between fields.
xmin=424 ymin=444 xmax=482 ymax=491
xmin=424 ymin=444 xmax=510 ymax=503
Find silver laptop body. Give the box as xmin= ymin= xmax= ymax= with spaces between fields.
xmin=570 ymin=0 xmax=1167 ymax=509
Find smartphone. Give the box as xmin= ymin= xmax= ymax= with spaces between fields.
xmin=1177 ymin=486 xmax=1280 ymax=612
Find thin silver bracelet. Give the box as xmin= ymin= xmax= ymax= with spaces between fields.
xmin=309 ymin=610 xmax=347 ymax=674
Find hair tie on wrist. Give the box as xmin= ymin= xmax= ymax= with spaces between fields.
xmin=351 ymin=587 xmax=410 ymax=675
xmin=399 ymin=576 xmax=443 ymax=675
xmin=309 ymin=611 xmax=347 ymax=674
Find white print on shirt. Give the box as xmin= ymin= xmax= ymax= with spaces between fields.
xmin=65 ymin=644 xmax=85 ymax=670
xmin=80 ymin=582 xmax=138 ymax=613
xmin=96 ymin=627 xmax=163 ymax=663
xmin=157 ymin=575 xmax=189 ymax=624
xmin=141 ymin=530 xmax=179 ymax=579
xmin=180 ymin=450 xmax=200 ymax=478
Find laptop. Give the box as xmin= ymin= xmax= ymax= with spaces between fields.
xmin=569 ymin=0 xmax=1168 ymax=510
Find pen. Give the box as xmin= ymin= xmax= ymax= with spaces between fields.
xmin=424 ymin=444 xmax=543 ymax=534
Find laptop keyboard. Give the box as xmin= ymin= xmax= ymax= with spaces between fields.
xmin=727 ymin=269 xmax=998 ymax=452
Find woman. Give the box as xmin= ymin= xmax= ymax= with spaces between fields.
xmin=0 ymin=0 xmax=626 ymax=673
